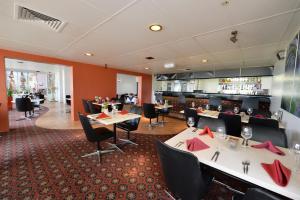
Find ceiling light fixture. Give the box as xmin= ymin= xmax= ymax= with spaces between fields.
xmin=145 ymin=67 xmax=149 ymax=70
xmin=221 ymin=0 xmax=230 ymax=6
xmin=84 ymin=52 xmax=94 ymax=56
xmin=164 ymin=63 xmax=175 ymax=69
xmin=230 ymin=30 xmax=238 ymax=43
xmin=202 ymin=59 xmax=208 ymax=63
xmin=149 ymin=24 xmax=163 ymax=32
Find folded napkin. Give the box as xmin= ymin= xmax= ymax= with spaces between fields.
xmin=186 ymin=137 xmax=209 ymax=151
xmin=224 ymin=111 xmax=235 ymax=115
xmin=119 ymin=110 xmax=129 ymax=115
xmin=251 ymin=141 xmax=285 ymax=156
xmin=199 ymin=126 xmax=214 ymax=138
xmin=97 ymin=112 xmax=110 ymax=119
xmin=261 ymin=159 xmax=291 ymax=186
xmin=197 ymin=109 xmax=203 ymax=114
xmin=255 ymin=114 xmax=265 ymax=118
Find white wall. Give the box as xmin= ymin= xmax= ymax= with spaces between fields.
xmin=271 ymin=60 xmax=300 ymax=145
xmin=116 ymin=73 xmax=138 ymax=95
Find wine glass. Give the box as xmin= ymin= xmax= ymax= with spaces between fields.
xmin=187 ymin=117 xmax=195 ymax=128
xmin=234 ymin=106 xmax=239 ymax=114
xmin=216 ymin=127 xmax=226 ymax=139
xmin=247 ymin=107 xmax=253 ymax=116
xmin=205 ymin=104 xmax=210 ymax=110
xmin=241 ymin=126 xmax=252 ymax=147
xmin=290 ymin=142 xmax=300 ymax=172
xmin=217 ymin=105 xmax=222 ymax=112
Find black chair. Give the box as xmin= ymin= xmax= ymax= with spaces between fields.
xmin=155 ymin=93 xmax=163 ymax=104
xmin=249 ymin=117 xmax=279 ymax=129
xmin=66 ymin=95 xmax=71 ymax=105
xmin=218 ymin=113 xmax=242 ymax=137
xmin=241 ymin=98 xmax=259 ymax=114
xmin=87 ymin=100 xmax=101 ymax=114
xmin=209 ymin=97 xmax=222 ymax=110
xmin=82 ymin=99 xmax=91 ymax=114
xmin=178 ymin=94 xmax=186 ymax=104
xmin=143 ymin=103 xmax=159 ymax=128
xmin=78 ymin=113 xmax=119 ymax=163
xmin=197 ymin=117 xmax=226 ymax=133
xmin=156 ymin=140 xmax=212 ymax=200
xmin=250 ymin=126 xmax=287 ymax=148
xmin=15 ymin=97 xmax=34 ymax=120
xmin=119 ymin=94 xmax=126 ymax=104
xmin=116 ymin=106 xmax=142 ymax=146
xmin=116 ymin=103 xmax=124 ymax=111
xmin=184 ymin=107 xmax=200 ymax=127
xmin=233 ymin=188 xmax=282 ymax=200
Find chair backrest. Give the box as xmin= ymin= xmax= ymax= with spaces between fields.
xmin=249 ymin=117 xmax=279 ymax=129
xmin=155 ymin=93 xmax=163 ymax=104
xmin=82 ymin=99 xmax=91 ymax=113
xmin=87 ymin=100 xmax=100 ymax=114
xmin=250 ymin=126 xmax=287 ymax=148
xmin=243 ymin=188 xmax=282 ymax=200
xmin=184 ymin=107 xmax=200 ymax=127
xmin=197 ymin=117 xmax=226 ymax=133
xmin=209 ymin=97 xmax=222 ymax=110
xmin=156 ymin=140 xmax=211 ymax=200
xmin=78 ymin=113 xmax=98 ymax=142
xmin=128 ymin=105 xmax=143 ymax=129
xmin=218 ymin=113 xmax=242 ymax=137
xmin=15 ymin=97 xmax=31 ymax=112
xmin=143 ymin=103 xmax=157 ymax=119
xmin=37 ymin=93 xmax=45 ymax=104
xmin=178 ymin=95 xmax=186 ymax=104
xmin=241 ymin=98 xmax=259 ymax=112
xmin=117 ymin=103 xmax=124 ymax=111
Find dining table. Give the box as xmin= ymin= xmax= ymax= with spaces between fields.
xmin=87 ymin=111 xmax=141 ymax=145
xmin=92 ymin=102 xmax=121 ymax=106
xmin=165 ymin=128 xmax=300 ymax=200
xmin=180 ymin=109 xmax=285 ymax=129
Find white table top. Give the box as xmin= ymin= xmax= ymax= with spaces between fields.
xmin=92 ymin=102 xmax=121 ymax=106
xmin=155 ymin=105 xmax=173 ymax=110
xmin=165 ymin=128 xmax=300 ymax=200
xmin=87 ymin=112 xmax=141 ymax=125
xmin=11 ymin=99 xmax=44 ymax=103
xmin=180 ymin=109 xmax=285 ymax=129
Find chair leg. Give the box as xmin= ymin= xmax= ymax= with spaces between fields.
xmin=82 ymin=142 xmax=115 ymax=163
xmin=164 ymin=190 xmax=176 ymax=200
xmin=118 ymin=131 xmax=138 ymax=146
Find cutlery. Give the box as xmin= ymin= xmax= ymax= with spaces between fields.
xmin=211 ymin=151 xmax=220 ymax=162
xmin=192 ymin=128 xmax=198 ymax=132
xmin=174 ymin=141 xmax=184 ymax=147
xmin=242 ymin=161 xmax=246 ymax=174
xmin=245 ymin=161 xmax=250 ymax=174
xmin=214 ymin=151 xmax=220 ymax=162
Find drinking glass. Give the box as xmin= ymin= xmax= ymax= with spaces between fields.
xmin=247 ymin=107 xmax=253 ymax=116
xmin=187 ymin=117 xmax=195 ymax=128
xmin=290 ymin=142 xmax=300 ymax=172
xmin=205 ymin=104 xmax=210 ymax=110
xmin=234 ymin=106 xmax=239 ymax=114
xmin=216 ymin=127 xmax=226 ymax=139
xmin=241 ymin=126 xmax=252 ymax=147
xmin=217 ymin=105 xmax=222 ymax=112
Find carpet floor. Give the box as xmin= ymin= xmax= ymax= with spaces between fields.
xmin=0 ymin=108 xmax=243 ymax=200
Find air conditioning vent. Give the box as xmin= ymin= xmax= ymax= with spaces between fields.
xmin=14 ymin=5 xmax=67 ymax=32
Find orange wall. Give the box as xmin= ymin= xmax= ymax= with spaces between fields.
xmin=0 ymin=49 xmax=152 ymax=133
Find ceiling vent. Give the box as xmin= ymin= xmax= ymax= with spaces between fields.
xmin=14 ymin=5 xmax=67 ymax=32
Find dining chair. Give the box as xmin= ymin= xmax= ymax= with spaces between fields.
xmin=116 ymin=105 xmax=142 ymax=146
xmin=197 ymin=117 xmax=226 ymax=133
xmin=233 ymin=188 xmax=282 ymax=200
xmin=78 ymin=113 xmax=118 ymax=163
xmin=15 ymin=97 xmax=34 ymax=121
xmin=116 ymin=103 xmax=124 ymax=111
xmin=86 ymin=100 xmax=101 ymax=114
xmin=184 ymin=107 xmax=200 ymax=127
xmin=209 ymin=97 xmax=222 ymax=110
xmin=249 ymin=117 xmax=279 ymax=129
xmin=82 ymin=99 xmax=91 ymax=114
xmin=143 ymin=103 xmax=159 ymax=128
xmin=218 ymin=112 xmax=242 ymax=137
xmin=156 ymin=140 xmax=213 ymax=200
xmin=250 ymin=126 xmax=287 ymax=148
xmin=241 ymin=98 xmax=259 ymax=114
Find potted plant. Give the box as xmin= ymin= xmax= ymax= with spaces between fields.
xmin=7 ymin=89 xmax=13 ymax=110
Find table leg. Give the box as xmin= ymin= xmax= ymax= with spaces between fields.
xmin=113 ymin=123 xmax=117 ymax=144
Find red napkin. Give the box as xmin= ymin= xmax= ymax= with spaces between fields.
xmin=199 ymin=126 xmax=214 ymax=138
xmin=224 ymin=111 xmax=234 ymax=115
xmin=261 ymin=159 xmax=291 ymax=186
xmin=186 ymin=137 xmax=209 ymax=151
xmin=97 ymin=113 xmax=110 ymax=119
xmin=197 ymin=109 xmax=203 ymax=114
xmin=255 ymin=114 xmax=265 ymax=118
xmin=251 ymin=141 xmax=285 ymax=156
xmin=120 ymin=110 xmax=129 ymax=115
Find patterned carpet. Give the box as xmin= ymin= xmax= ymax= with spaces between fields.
xmin=0 ymin=107 xmax=242 ymax=200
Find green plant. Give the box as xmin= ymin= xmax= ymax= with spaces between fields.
xmin=7 ymin=89 xmax=13 ymax=97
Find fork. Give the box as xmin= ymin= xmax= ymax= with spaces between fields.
xmin=174 ymin=141 xmax=184 ymax=147
xmin=242 ymin=161 xmax=246 ymax=174
xmin=245 ymin=161 xmax=250 ymax=174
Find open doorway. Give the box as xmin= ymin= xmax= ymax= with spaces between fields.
xmin=116 ymin=73 xmax=142 ymax=106
xmin=5 ymin=58 xmax=75 ymax=129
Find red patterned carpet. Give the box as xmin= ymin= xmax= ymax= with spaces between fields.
xmin=0 ymin=108 xmax=239 ymax=200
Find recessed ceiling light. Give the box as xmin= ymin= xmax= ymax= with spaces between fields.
xmin=164 ymin=63 xmax=175 ymax=69
xmin=221 ymin=0 xmax=230 ymax=6
xmin=84 ymin=52 xmax=94 ymax=56
xmin=185 ymin=68 xmax=191 ymax=71
xmin=145 ymin=56 xmax=155 ymax=60
xmin=149 ymin=24 xmax=163 ymax=32
xmin=145 ymin=67 xmax=149 ymax=70
xmin=202 ymin=59 xmax=208 ymax=63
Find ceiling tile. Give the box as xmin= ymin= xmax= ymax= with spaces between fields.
xmin=166 ymin=38 xmax=207 ymax=57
